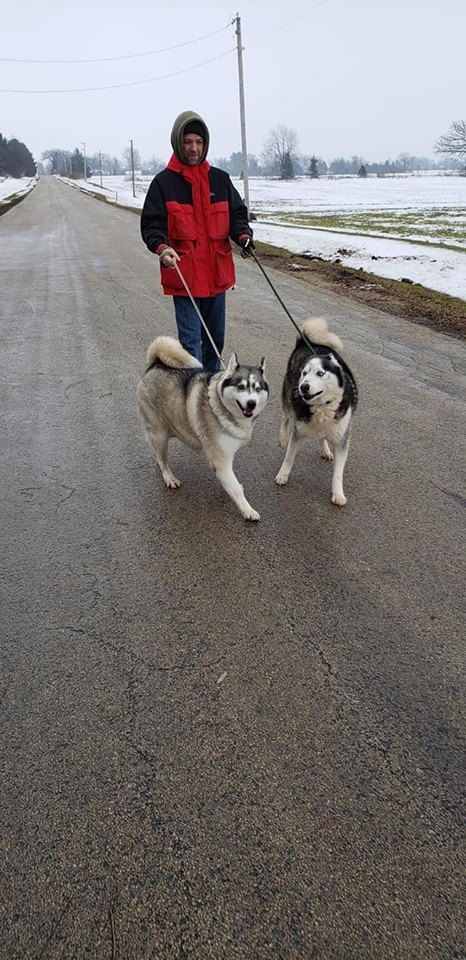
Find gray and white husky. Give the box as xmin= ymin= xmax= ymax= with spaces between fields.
xmin=276 ymin=318 xmax=358 ymax=506
xmin=137 ymin=337 xmax=269 ymax=521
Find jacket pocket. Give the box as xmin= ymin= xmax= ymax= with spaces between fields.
xmin=166 ymin=202 xmax=197 ymax=240
xmin=212 ymin=239 xmax=235 ymax=289
xmin=209 ymin=201 xmax=230 ymax=239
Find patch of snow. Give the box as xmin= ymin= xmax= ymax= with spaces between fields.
xmin=0 ymin=176 xmax=38 ymax=203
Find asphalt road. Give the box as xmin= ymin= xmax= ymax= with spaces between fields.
xmin=1 ymin=177 xmax=465 ymax=959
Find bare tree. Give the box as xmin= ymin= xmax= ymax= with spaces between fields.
xmin=121 ymin=145 xmax=142 ymax=174
xmin=143 ymin=156 xmax=164 ymax=175
xmin=95 ymin=152 xmax=122 ymax=176
xmin=434 ymin=120 xmax=466 ymax=159
xmin=41 ymin=148 xmax=72 ymax=176
xmin=308 ymin=155 xmax=319 ymax=178
xmin=263 ymin=125 xmax=298 ymax=179
xmin=397 ymin=152 xmax=414 ymax=172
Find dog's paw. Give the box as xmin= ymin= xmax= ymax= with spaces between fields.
xmin=321 ymin=440 xmax=333 ymax=461
xmin=163 ymin=473 xmax=181 ymax=489
xmin=275 ymin=470 xmax=289 ymax=486
xmin=243 ymin=507 xmax=260 ymax=521
xmin=331 ymin=492 xmax=347 ymax=507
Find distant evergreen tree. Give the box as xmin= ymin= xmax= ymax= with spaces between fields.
xmin=71 ymin=148 xmax=88 ymax=178
xmin=5 ymin=139 xmax=36 ymax=177
xmin=309 ymin=155 xmax=319 ymax=178
xmin=228 ymin=151 xmax=243 ymax=176
xmin=0 ymin=133 xmax=8 ymax=174
xmin=282 ymin=151 xmax=294 ymax=179
xmin=358 ymin=164 xmax=367 ymax=178
xmin=247 ymin=154 xmax=262 ymax=176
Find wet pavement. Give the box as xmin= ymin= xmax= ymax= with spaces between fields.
xmin=1 ymin=178 xmax=465 ymax=959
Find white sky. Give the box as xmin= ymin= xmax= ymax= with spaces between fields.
xmin=1 ymin=0 xmax=465 ymax=166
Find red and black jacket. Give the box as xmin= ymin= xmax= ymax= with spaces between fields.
xmin=140 ymin=155 xmax=252 ymax=297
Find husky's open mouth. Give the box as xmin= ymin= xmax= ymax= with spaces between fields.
xmin=237 ymin=402 xmax=255 ymax=418
xmin=301 ymin=389 xmax=323 ymax=401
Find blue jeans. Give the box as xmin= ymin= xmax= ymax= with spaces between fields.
xmin=173 ymin=293 xmax=225 ymax=373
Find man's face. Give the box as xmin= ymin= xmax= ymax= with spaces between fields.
xmin=183 ymin=134 xmax=204 ymax=166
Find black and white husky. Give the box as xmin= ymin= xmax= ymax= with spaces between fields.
xmin=137 ymin=337 xmax=269 ymax=521
xmin=276 ymin=318 xmax=358 ymax=506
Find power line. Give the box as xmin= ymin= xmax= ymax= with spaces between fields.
xmin=248 ymin=0 xmax=332 ymax=46
xmin=0 ymin=48 xmax=235 ymax=93
xmin=0 ymin=23 xmax=230 ymax=64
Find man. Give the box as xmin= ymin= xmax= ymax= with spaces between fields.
xmin=140 ymin=110 xmax=255 ymax=372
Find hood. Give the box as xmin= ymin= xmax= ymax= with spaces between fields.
xmin=170 ymin=111 xmax=210 ymax=164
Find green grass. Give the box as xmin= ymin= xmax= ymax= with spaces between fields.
xmin=256 ymin=208 xmax=466 ymax=250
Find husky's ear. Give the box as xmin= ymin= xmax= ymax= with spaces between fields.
xmin=258 ymin=357 xmax=266 ymax=374
xmin=225 ymin=352 xmax=238 ymax=374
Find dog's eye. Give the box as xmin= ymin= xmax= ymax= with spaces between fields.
xmin=237 ymin=383 xmax=246 ymax=391
xmin=254 ymin=384 xmax=261 ymax=392
xmin=316 ymin=370 xmax=325 ymax=378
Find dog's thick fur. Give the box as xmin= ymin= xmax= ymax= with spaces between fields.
xmin=137 ymin=337 xmax=269 ymax=521
xmin=276 ymin=318 xmax=358 ymax=505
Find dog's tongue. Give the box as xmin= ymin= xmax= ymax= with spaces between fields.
xmin=243 ymin=408 xmax=254 ymax=418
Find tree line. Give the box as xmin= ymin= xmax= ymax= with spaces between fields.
xmin=40 ymin=145 xmax=163 ymax=178
xmin=217 ymin=124 xmax=465 ymax=179
xmin=219 ymin=121 xmax=466 ymax=179
xmin=0 ymin=134 xmax=36 ymax=177
xmin=40 ymin=118 xmax=466 ymax=182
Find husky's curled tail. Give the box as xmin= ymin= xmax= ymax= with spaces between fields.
xmin=145 ymin=336 xmax=202 ymax=370
xmin=300 ymin=317 xmax=343 ymax=353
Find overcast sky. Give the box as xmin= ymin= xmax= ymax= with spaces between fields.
xmin=1 ymin=0 xmax=464 ymax=167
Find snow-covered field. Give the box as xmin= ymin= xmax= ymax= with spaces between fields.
xmin=246 ymin=172 xmax=466 ymax=217
xmin=247 ymin=174 xmax=466 ymax=301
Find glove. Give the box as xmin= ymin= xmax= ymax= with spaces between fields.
xmin=239 ymin=236 xmax=255 ymax=259
xmin=159 ymin=246 xmax=180 ymax=269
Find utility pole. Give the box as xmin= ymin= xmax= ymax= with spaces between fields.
xmin=233 ymin=13 xmax=249 ymax=214
xmin=130 ymin=139 xmax=136 ymax=198
xmin=99 ymin=150 xmax=103 ymax=188
xmin=82 ymin=141 xmax=87 ymax=181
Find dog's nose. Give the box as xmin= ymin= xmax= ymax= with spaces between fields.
xmin=246 ymin=399 xmax=256 ymax=410
xmin=301 ymin=382 xmax=310 ymax=394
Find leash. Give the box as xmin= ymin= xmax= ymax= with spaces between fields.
xmin=174 ymin=262 xmax=226 ymax=369
xmin=174 ymin=246 xmax=318 ymax=366
xmin=248 ymin=246 xmax=318 ymax=356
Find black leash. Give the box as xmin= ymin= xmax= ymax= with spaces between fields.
xmin=248 ymin=246 xmax=318 ymax=356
